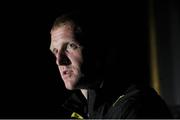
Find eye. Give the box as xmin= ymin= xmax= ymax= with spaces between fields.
xmin=67 ymin=42 xmax=79 ymax=50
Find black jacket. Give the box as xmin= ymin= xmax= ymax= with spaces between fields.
xmin=62 ymin=84 xmax=173 ymax=119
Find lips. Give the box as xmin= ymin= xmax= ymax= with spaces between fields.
xmin=63 ymin=70 xmax=69 ymax=75
xmin=62 ymin=70 xmax=72 ymax=77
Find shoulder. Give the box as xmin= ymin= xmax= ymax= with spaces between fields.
xmin=105 ymin=84 xmax=173 ymax=118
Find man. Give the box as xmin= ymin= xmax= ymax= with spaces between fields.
xmin=50 ymin=11 xmax=173 ymax=118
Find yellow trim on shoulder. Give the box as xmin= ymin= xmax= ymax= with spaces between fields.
xmin=112 ymin=94 xmax=125 ymax=107
xmin=71 ymin=112 xmax=84 ymax=119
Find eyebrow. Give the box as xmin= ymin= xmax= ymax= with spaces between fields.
xmin=51 ymin=38 xmax=58 ymax=43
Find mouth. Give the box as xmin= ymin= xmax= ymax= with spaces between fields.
xmin=63 ymin=70 xmax=70 ymax=74
xmin=62 ymin=70 xmax=73 ymax=78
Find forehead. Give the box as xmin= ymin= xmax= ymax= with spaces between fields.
xmin=51 ymin=25 xmax=74 ymax=41
xmin=50 ymin=25 xmax=75 ymax=51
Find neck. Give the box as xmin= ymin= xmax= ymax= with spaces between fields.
xmin=80 ymin=89 xmax=88 ymax=99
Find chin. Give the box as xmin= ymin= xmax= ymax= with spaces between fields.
xmin=65 ymin=84 xmax=74 ymax=90
xmin=64 ymin=82 xmax=77 ymax=90
xmin=66 ymin=87 xmax=74 ymax=90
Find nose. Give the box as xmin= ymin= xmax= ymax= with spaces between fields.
xmin=56 ymin=50 xmax=71 ymax=66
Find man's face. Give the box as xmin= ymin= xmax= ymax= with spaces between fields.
xmin=50 ymin=25 xmax=83 ymax=90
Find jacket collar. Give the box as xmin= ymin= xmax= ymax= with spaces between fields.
xmin=62 ymin=90 xmax=88 ymax=117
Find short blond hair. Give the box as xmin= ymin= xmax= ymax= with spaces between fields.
xmin=50 ymin=12 xmax=83 ymax=51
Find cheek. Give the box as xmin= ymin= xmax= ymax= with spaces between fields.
xmin=69 ymin=51 xmax=83 ymax=65
xmin=58 ymin=67 xmax=63 ymax=75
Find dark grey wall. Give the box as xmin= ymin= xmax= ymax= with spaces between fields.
xmin=155 ymin=0 xmax=180 ymax=106
xmin=170 ymin=2 xmax=180 ymax=105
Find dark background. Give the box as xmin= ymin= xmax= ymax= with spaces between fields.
xmin=0 ymin=0 xmax=179 ymax=118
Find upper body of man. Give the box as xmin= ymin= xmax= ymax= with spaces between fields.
xmin=49 ymin=11 xmax=173 ymax=119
